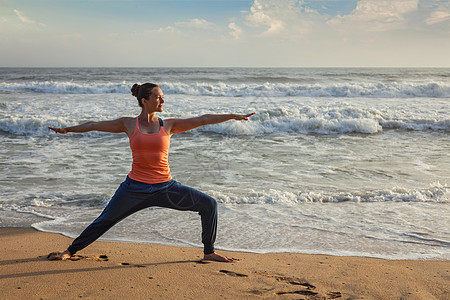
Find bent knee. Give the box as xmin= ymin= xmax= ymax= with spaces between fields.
xmin=206 ymin=196 xmax=217 ymax=212
xmin=199 ymin=196 xmax=217 ymax=214
xmin=210 ymin=197 xmax=217 ymax=208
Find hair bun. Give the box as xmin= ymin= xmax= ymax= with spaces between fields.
xmin=131 ymin=83 xmax=141 ymax=97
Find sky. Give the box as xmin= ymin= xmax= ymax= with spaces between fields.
xmin=0 ymin=0 xmax=449 ymax=67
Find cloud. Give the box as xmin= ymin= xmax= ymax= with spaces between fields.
xmin=328 ymin=0 xmax=419 ymax=32
xmin=228 ymin=22 xmax=243 ymax=39
xmin=246 ymin=4 xmax=284 ymax=35
xmin=426 ymin=10 xmax=450 ymax=25
xmin=174 ymin=18 xmax=216 ymax=29
xmin=244 ymin=0 xmax=327 ymax=38
xmin=14 ymin=9 xmax=34 ymax=24
xmin=142 ymin=0 xmax=445 ymax=49
xmin=155 ymin=25 xmax=179 ymax=34
xmin=13 ymin=9 xmax=46 ymax=27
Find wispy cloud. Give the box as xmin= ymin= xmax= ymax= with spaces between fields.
xmin=426 ymin=10 xmax=450 ymax=25
xmin=228 ymin=22 xmax=243 ymax=39
xmin=155 ymin=25 xmax=179 ymax=34
xmin=328 ymin=0 xmax=419 ymax=32
xmin=174 ymin=18 xmax=216 ymax=29
xmin=243 ymin=0 xmax=326 ymax=39
xmin=13 ymin=9 xmax=32 ymax=24
xmin=246 ymin=1 xmax=285 ymax=36
xmin=13 ymin=9 xmax=46 ymax=27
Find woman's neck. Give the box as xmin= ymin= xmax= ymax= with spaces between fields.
xmin=139 ymin=110 xmax=158 ymax=123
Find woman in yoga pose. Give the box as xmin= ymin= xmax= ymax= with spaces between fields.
xmin=49 ymin=82 xmax=254 ymax=262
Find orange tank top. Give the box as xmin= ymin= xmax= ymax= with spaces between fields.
xmin=128 ymin=117 xmax=172 ymax=184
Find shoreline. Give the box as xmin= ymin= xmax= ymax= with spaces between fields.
xmin=29 ymin=223 xmax=449 ymax=261
xmin=23 ymin=223 xmax=448 ymax=261
xmin=1 ymin=227 xmax=448 ymax=299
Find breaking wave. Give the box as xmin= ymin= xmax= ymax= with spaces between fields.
xmin=1 ymin=106 xmax=449 ymax=136
xmin=1 ymin=81 xmax=449 ymax=98
xmin=212 ymin=183 xmax=449 ymax=204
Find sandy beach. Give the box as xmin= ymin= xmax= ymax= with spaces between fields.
xmin=0 ymin=227 xmax=448 ymax=299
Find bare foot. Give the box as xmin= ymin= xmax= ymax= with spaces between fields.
xmin=203 ymin=252 xmax=233 ymax=263
xmin=59 ymin=249 xmax=72 ymax=260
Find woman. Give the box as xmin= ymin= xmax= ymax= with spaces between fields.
xmin=49 ymin=82 xmax=254 ymax=262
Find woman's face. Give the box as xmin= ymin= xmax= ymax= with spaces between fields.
xmin=145 ymin=87 xmax=164 ymax=112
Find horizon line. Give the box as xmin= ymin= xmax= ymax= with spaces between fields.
xmin=1 ymin=66 xmax=449 ymax=69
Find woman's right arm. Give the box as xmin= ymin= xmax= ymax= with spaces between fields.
xmin=48 ymin=117 xmax=130 ymax=134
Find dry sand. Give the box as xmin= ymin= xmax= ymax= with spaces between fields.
xmin=0 ymin=227 xmax=448 ymax=299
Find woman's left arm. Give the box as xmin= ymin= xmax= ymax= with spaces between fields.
xmin=166 ymin=113 xmax=255 ymax=135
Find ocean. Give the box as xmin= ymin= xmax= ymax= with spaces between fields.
xmin=0 ymin=67 xmax=449 ymax=260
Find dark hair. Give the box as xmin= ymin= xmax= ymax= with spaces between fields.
xmin=131 ymin=83 xmax=159 ymax=107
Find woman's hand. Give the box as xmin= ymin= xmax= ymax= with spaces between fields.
xmin=232 ymin=112 xmax=255 ymax=120
xmin=48 ymin=127 xmax=68 ymax=134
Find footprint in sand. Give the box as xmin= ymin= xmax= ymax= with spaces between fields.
xmin=276 ymin=290 xmax=319 ymax=296
xmin=46 ymin=252 xmax=109 ymax=261
xmin=256 ymin=271 xmax=316 ymax=289
xmin=327 ymin=291 xmax=343 ymax=299
xmin=219 ymin=270 xmax=248 ymax=277
xmin=275 ymin=276 xmax=316 ymax=289
xmin=276 ymin=288 xmax=342 ymax=299
xmin=254 ymin=271 xmax=342 ymax=299
xmin=119 ymin=262 xmax=146 ymax=268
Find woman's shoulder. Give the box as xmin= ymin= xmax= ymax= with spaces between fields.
xmin=118 ymin=117 xmax=137 ymax=136
xmin=120 ymin=116 xmax=136 ymax=123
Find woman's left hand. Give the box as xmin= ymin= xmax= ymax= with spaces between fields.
xmin=232 ymin=112 xmax=255 ymax=120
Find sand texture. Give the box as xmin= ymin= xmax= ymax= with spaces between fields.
xmin=0 ymin=228 xmax=448 ymax=299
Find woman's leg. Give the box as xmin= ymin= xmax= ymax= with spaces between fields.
xmin=61 ymin=178 xmax=231 ymax=262
xmin=158 ymin=181 xmax=218 ymax=255
xmin=66 ymin=179 xmax=155 ymax=255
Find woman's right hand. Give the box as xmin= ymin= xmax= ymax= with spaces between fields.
xmin=48 ymin=127 xmax=68 ymax=134
xmin=232 ymin=112 xmax=255 ymax=120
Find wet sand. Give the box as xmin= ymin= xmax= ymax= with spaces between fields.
xmin=0 ymin=227 xmax=448 ymax=299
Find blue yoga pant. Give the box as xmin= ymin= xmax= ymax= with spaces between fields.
xmin=67 ymin=177 xmax=217 ymax=255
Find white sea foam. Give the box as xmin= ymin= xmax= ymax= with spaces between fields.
xmin=2 ymin=105 xmax=449 ymax=137
xmin=0 ymin=81 xmax=130 ymax=94
xmin=28 ymin=192 xmax=110 ymax=208
xmin=1 ymin=184 xmax=445 ymax=220
xmin=0 ymin=115 xmax=122 ymax=137
xmin=381 ymin=119 xmax=450 ymax=131
xmin=1 ymin=80 xmax=449 ymax=98
xmin=201 ymin=106 xmax=385 ymax=135
xmin=0 ymin=115 xmax=70 ymax=136
xmin=211 ymin=183 xmax=449 ymax=205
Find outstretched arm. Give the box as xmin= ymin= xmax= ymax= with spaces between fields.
xmin=167 ymin=113 xmax=255 ymax=135
xmin=48 ymin=118 xmax=128 ymax=134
